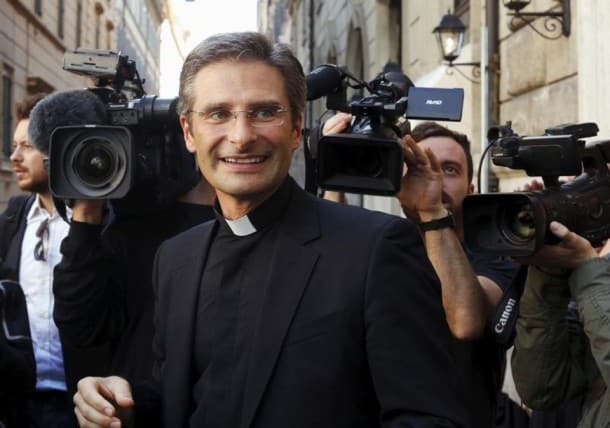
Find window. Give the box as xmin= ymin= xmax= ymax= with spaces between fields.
xmin=389 ymin=0 xmax=402 ymax=65
xmin=454 ymin=0 xmax=469 ymax=17
xmin=34 ymin=0 xmax=42 ymax=16
xmin=76 ymin=0 xmax=82 ymax=47
xmin=1 ymin=67 xmax=13 ymax=159
xmin=95 ymin=3 xmax=104 ymax=49
xmin=106 ymin=21 xmax=114 ymax=50
xmin=57 ymin=0 xmax=64 ymax=39
xmin=454 ymin=0 xmax=470 ymax=43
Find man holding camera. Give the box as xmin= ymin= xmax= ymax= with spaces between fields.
xmin=511 ymin=221 xmax=610 ymax=427
xmin=322 ymin=117 xmax=518 ymax=427
xmin=397 ymin=122 xmax=518 ymax=428
xmin=26 ymin=89 xmax=216 ymax=393
xmin=0 ymin=92 xmax=80 ymax=427
xmin=72 ymin=31 xmax=465 ymax=428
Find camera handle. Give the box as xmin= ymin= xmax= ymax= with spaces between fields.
xmin=303 ymin=123 xmax=321 ymax=196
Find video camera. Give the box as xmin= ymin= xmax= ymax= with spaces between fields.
xmin=49 ymin=49 xmax=198 ymax=215
xmin=463 ymin=122 xmax=610 ymax=256
xmin=306 ymin=64 xmax=464 ymax=195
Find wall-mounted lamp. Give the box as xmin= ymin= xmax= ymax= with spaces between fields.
xmin=433 ymin=13 xmax=481 ymax=83
xmin=503 ymin=0 xmax=570 ymax=40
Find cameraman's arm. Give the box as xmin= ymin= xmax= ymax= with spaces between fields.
xmin=569 ymin=256 xmax=610 ymax=388
xmin=421 ymin=228 xmax=503 ymax=340
xmin=512 ymin=222 xmax=597 ymax=410
xmin=53 ymin=200 xmax=127 ymax=347
xmin=511 ymin=266 xmax=581 ymax=410
xmin=399 ymin=135 xmax=502 ymax=340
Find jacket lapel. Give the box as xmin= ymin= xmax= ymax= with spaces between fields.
xmin=163 ymin=221 xmax=217 ymax=427
xmin=240 ymin=187 xmax=321 ymax=428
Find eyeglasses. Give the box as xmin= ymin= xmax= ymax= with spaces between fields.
xmin=33 ymin=218 xmax=48 ymax=262
xmin=187 ymin=104 xmax=289 ymax=129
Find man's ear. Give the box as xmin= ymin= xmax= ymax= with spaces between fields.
xmin=468 ymin=183 xmax=475 ymax=195
xmin=180 ymin=114 xmax=197 ymax=154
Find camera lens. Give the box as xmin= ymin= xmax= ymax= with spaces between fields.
xmin=74 ymin=141 xmax=117 ymax=186
xmin=500 ymin=203 xmax=536 ymax=243
xmin=63 ymin=133 xmax=128 ymax=197
xmin=344 ymin=147 xmax=384 ymax=177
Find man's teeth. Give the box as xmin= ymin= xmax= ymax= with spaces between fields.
xmin=223 ymin=157 xmax=265 ymax=164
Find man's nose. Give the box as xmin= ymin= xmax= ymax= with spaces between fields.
xmin=228 ymin=113 xmax=257 ymax=146
xmin=9 ymin=147 xmax=21 ymax=162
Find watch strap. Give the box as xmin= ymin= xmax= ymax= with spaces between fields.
xmin=418 ymin=212 xmax=455 ymax=232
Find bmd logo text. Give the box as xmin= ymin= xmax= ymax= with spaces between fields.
xmin=426 ymin=99 xmax=443 ymax=105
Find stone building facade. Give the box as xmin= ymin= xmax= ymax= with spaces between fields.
xmin=260 ymin=0 xmax=610 ymax=215
xmin=0 ymin=0 xmax=165 ymax=208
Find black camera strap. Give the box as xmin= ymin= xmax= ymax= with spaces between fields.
xmin=304 ymin=122 xmax=321 ymax=196
xmin=488 ymin=264 xmax=528 ymax=346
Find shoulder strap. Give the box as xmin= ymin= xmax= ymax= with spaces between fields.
xmin=487 ymin=264 xmax=528 ymax=346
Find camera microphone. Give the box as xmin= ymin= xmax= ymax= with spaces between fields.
xmin=29 ymin=90 xmax=107 ymax=155
xmin=306 ymin=64 xmax=345 ymax=101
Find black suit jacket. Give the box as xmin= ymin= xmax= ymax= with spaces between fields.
xmin=0 ymin=195 xmax=104 ymax=396
xmin=141 ymin=182 xmax=466 ymax=427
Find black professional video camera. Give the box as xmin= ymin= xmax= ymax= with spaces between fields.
xmin=306 ymin=64 xmax=464 ymax=195
xmin=49 ymin=49 xmax=198 ymax=215
xmin=463 ymin=122 xmax=610 ymax=257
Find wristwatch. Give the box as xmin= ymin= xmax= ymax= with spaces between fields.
xmin=418 ymin=211 xmax=455 ymax=232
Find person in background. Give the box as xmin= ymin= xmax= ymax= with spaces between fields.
xmin=0 ymin=91 xmax=78 ymax=427
xmin=322 ymin=118 xmax=519 ymax=428
xmin=512 ymin=218 xmax=610 ymax=426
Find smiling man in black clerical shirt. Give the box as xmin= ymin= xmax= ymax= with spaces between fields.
xmin=73 ymin=31 xmax=466 ymax=428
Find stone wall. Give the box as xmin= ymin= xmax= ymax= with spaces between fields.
xmin=262 ymin=0 xmax=609 ymax=213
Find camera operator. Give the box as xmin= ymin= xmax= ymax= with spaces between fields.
xmin=321 ymin=118 xmax=519 ymax=428
xmin=0 ymin=93 xmax=44 ymax=428
xmin=26 ymin=90 xmax=217 ymax=393
xmin=0 ymin=91 xmax=80 ymax=427
xmin=511 ymin=220 xmax=610 ymax=427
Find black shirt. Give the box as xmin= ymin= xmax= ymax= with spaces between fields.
xmin=459 ymin=248 xmax=519 ymax=428
xmin=190 ymin=179 xmax=293 ymax=427
xmin=53 ymin=201 xmax=215 ymax=392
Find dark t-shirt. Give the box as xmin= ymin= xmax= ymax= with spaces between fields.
xmin=459 ymin=248 xmax=519 ymax=428
xmin=54 ymin=201 xmax=216 ymax=393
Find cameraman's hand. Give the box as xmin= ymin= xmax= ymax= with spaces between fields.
xmin=74 ymin=376 xmax=134 ymax=428
xmin=397 ymin=135 xmax=445 ymax=221
xmin=320 ymin=113 xmax=353 ymax=204
xmin=71 ymin=199 xmax=105 ymax=224
xmin=598 ymin=239 xmax=610 ymax=257
xmin=517 ymin=221 xmax=598 ymax=270
xmin=321 ymin=112 xmax=352 ymax=135
xmin=516 ymin=179 xmax=544 ymax=192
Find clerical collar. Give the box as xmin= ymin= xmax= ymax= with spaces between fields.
xmin=214 ymin=177 xmax=294 ymax=236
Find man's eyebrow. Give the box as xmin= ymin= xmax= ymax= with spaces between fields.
xmin=198 ymin=100 xmax=284 ymax=111
xmin=247 ymin=100 xmax=284 ymax=108
xmin=196 ymin=102 xmax=230 ymax=112
xmin=12 ymin=139 xmax=28 ymax=147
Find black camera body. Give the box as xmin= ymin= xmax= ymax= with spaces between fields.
xmin=307 ymin=64 xmax=464 ymax=195
xmin=49 ymin=49 xmax=198 ymax=215
xmin=463 ymin=122 xmax=610 ymax=257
